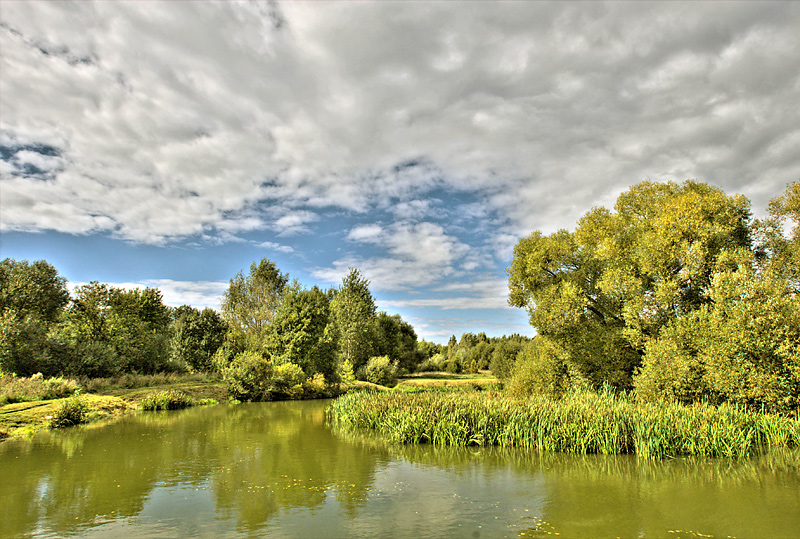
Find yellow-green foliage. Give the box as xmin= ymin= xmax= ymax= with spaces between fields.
xmin=327 ymin=389 xmax=799 ymax=459
xmin=635 ymin=249 xmax=800 ymax=413
xmin=363 ymin=356 xmax=398 ymax=387
xmin=506 ymin=340 xmax=588 ymax=398
xmin=222 ymin=351 xmax=274 ymax=401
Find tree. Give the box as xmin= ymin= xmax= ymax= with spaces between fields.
xmin=221 ymin=258 xmax=288 ymax=351
xmin=265 ymin=283 xmax=337 ymax=380
xmin=63 ymin=283 xmax=172 ymax=375
xmin=634 ymin=182 xmax=800 ymax=412
xmin=508 ymin=180 xmax=753 ymax=391
xmin=375 ymin=312 xmax=423 ymax=373
xmin=0 ymin=259 xmax=69 ymax=323
xmin=330 ymin=268 xmax=378 ymax=374
xmin=0 ymin=259 xmax=70 ymax=376
xmin=170 ymin=306 xmax=228 ymax=372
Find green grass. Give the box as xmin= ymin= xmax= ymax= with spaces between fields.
xmin=0 ymin=373 xmax=81 ymax=405
xmin=327 ymin=388 xmax=800 ymax=459
xmin=1 ymin=373 xmax=225 ymax=440
xmin=139 ymin=389 xmax=195 ymax=411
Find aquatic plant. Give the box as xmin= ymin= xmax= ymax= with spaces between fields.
xmin=327 ymin=389 xmax=799 ymax=459
xmin=139 ymin=389 xmax=194 ymax=411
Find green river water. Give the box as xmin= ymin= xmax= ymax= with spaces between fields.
xmin=1 ymin=399 xmax=798 ymax=538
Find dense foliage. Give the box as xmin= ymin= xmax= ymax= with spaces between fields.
xmin=508 ymin=180 xmax=800 ymax=412
xmin=1 ymin=255 xmax=424 ymax=399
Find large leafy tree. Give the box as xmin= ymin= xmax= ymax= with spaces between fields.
xmin=508 ymin=180 xmax=753 ymax=390
xmin=265 ymin=284 xmax=337 ymax=380
xmin=220 ymin=258 xmax=289 ymax=351
xmin=63 ymin=283 xmax=172 ymax=375
xmin=635 ymin=181 xmax=800 ymax=411
xmin=170 ymin=306 xmax=228 ymax=372
xmin=0 ymin=259 xmax=70 ymax=375
xmin=330 ymin=268 xmax=378 ymax=374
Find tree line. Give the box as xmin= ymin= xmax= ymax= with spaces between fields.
xmin=505 ymin=180 xmax=799 ymax=413
xmin=0 ymin=258 xmax=431 ymax=398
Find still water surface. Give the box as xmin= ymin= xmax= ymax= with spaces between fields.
xmin=1 ymin=400 xmax=798 ymax=538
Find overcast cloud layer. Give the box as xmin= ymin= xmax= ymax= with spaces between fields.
xmin=2 ymin=1 xmax=799 ymax=341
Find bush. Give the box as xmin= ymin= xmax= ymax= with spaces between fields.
xmin=489 ymin=341 xmax=524 ymax=380
xmin=443 ymin=358 xmax=462 ymax=374
xmin=271 ymin=362 xmax=307 ymax=398
xmin=506 ymin=340 xmax=588 ymax=398
xmin=50 ymin=393 xmax=89 ymax=428
xmin=140 ymin=389 xmax=194 ymax=411
xmin=222 ymin=351 xmax=274 ymax=401
xmin=364 ymin=356 xmax=399 ymax=387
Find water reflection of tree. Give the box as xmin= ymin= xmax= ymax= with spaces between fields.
xmin=206 ymin=401 xmax=389 ymax=532
xmin=0 ymin=401 xmax=389 ymax=538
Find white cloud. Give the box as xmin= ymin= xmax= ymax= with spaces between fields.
xmin=346 ymin=224 xmax=384 ymax=243
xmin=256 ymin=241 xmax=294 ymax=254
xmin=316 ymin=221 xmax=470 ymax=290
xmin=1 ymin=0 xmax=798 ymax=246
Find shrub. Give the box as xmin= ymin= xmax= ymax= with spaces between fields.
xmin=140 ymin=389 xmax=194 ymax=411
xmin=443 ymin=358 xmax=462 ymax=374
xmin=364 ymin=356 xmax=399 ymax=387
xmin=222 ymin=351 xmax=274 ymax=401
xmin=50 ymin=393 xmax=89 ymax=428
xmin=271 ymin=362 xmax=306 ymax=398
xmin=506 ymin=340 xmax=588 ymax=398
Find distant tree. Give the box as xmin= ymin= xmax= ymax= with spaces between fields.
xmin=221 ymin=258 xmax=289 ymax=351
xmin=170 ymin=306 xmax=228 ymax=372
xmin=417 ymin=339 xmax=441 ymax=360
xmin=375 ymin=312 xmax=423 ymax=373
xmin=63 ymin=283 xmax=172 ymax=375
xmin=0 ymin=259 xmax=70 ymax=323
xmin=265 ymin=283 xmax=337 ymax=380
xmin=330 ymin=268 xmax=378 ymax=374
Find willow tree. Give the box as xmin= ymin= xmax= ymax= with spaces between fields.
xmin=507 ymin=180 xmax=752 ymax=391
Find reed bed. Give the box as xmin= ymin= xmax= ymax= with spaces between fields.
xmin=139 ymin=389 xmax=195 ymax=411
xmin=326 ymin=389 xmax=799 ymax=459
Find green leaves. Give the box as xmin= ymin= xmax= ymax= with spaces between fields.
xmin=220 ymin=258 xmax=288 ymax=349
xmin=508 ymin=180 xmax=757 ymax=392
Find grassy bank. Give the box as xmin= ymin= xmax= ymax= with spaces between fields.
xmin=0 ymin=373 xmax=227 ymax=441
xmin=326 ymin=388 xmax=800 ymax=459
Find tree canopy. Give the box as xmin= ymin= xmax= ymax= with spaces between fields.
xmin=508 ymin=180 xmax=799 ymax=410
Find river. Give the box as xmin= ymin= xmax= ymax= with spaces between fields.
xmin=1 ymin=399 xmax=798 ymax=538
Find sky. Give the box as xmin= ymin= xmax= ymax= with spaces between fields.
xmin=1 ymin=1 xmax=799 ymax=343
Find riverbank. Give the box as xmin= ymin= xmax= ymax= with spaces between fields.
xmin=0 ymin=371 xmax=496 ymax=441
xmin=327 ymin=388 xmax=800 ymax=459
xmin=0 ymin=373 xmax=228 ymax=440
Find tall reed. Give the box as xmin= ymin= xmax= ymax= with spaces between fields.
xmin=326 ymin=389 xmax=799 ymax=459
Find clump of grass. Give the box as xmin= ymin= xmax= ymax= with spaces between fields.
xmin=49 ymin=392 xmax=90 ymax=428
xmin=1 ymin=373 xmax=81 ymax=405
xmin=327 ymin=389 xmax=799 ymax=459
xmin=139 ymin=389 xmax=194 ymax=411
